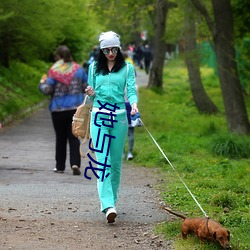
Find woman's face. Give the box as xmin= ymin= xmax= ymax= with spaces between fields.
xmin=102 ymin=47 xmax=118 ymax=61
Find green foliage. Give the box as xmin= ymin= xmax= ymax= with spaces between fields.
xmin=210 ymin=134 xmax=250 ymax=159
xmin=210 ymin=191 xmax=238 ymax=209
xmin=236 ymin=37 xmax=250 ymax=95
xmin=154 ymin=221 xmax=181 ymax=240
xmin=232 ymin=0 xmax=250 ymax=39
xmin=130 ymin=58 xmax=250 ymax=249
xmin=0 ymin=0 xmax=100 ymax=66
xmin=165 ymin=3 xmax=184 ymax=44
xmin=92 ymin=0 xmax=156 ymax=45
xmin=165 ymin=0 xmax=213 ymax=45
xmin=0 ymin=60 xmax=49 ymax=122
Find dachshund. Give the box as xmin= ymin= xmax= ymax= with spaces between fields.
xmin=162 ymin=206 xmax=231 ymax=249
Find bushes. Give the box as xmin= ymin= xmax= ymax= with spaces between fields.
xmin=0 ymin=60 xmax=49 ymax=123
xmin=210 ymin=134 xmax=250 ymax=159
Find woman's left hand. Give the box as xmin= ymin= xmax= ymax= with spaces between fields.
xmin=85 ymin=86 xmax=95 ymax=97
xmin=131 ymin=103 xmax=138 ymax=116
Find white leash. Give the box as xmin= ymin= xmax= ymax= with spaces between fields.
xmin=139 ymin=118 xmax=209 ymax=218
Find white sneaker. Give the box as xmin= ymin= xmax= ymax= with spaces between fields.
xmin=53 ymin=168 xmax=64 ymax=173
xmin=127 ymin=152 xmax=133 ymax=160
xmin=106 ymin=207 xmax=117 ymax=223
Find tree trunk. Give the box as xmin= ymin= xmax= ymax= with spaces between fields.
xmin=184 ymin=4 xmax=218 ymax=114
xmin=191 ymin=0 xmax=250 ymax=134
xmin=147 ymin=0 xmax=169 ymax=89
xmin=212 ymin=0 xmax=250 ymax=134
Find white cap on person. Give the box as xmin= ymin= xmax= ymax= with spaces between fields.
xmin=99 ymin=31 xmax=121 ymax=49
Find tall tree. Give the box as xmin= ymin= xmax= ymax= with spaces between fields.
xmin=191 ymin=0 xmax=250 ymax=134
xmin=148 ymin=0 xmax=176 ymax=89
xmin=184 ymin=1 xmax=218 ymax=114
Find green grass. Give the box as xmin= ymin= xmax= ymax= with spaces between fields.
xmin=0 ymin=60 xmax=50 ymax=123
xmin=129 ymin=58 xmax=250 ymax=250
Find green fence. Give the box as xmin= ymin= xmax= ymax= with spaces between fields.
xmin=198 ymin=39 xmax=250 ymax=95
xmin=198 ymin=41 xmax=217 ymax=74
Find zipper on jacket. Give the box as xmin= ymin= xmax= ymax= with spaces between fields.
xmin=108 ymin=72 xmax=111 ymax=103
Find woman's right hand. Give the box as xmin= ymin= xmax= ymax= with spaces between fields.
xmin=85 ymin=86 xmax=95 ymax=97
xmin=131 ymin=103 xmax=138 ymax=116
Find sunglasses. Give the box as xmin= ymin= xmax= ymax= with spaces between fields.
xmin=102 ymin=47 xmax=119 ymax=55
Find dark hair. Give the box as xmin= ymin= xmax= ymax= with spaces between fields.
xmin=95 ymin=48 xmax=126 ymax=75
xmin=54 ymin=45 xmax=73 ymax=63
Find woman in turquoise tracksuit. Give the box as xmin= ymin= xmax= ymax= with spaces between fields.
xmin=86 ymin=31 xmax=138 ymax=223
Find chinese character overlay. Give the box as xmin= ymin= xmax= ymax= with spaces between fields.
xmin=84 ymin=101 xmax=120 ymax=181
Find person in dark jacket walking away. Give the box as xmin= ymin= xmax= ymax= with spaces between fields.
xmin=143 ymin=44 xmax=152 ymax=74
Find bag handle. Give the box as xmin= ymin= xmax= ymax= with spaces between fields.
xmin=79 ymin=138 xmax=89 ymax=158
xmin=83 ymin=94 xmax=88 ymax=105
xmin=79 ymin=95 xmax=91 ymax=158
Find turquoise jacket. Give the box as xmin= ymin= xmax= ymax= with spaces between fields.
xmin=87 ymin=62 xmax=138 ymax=110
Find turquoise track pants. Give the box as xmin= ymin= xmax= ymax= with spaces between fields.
xmin=90 ymin=109 xmax=128 ymax=212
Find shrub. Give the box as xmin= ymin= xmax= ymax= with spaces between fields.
xmin=210 ymin=191 xmax=237 ymax=209
xmin=210 ymin=135 xmax=250 ymax=159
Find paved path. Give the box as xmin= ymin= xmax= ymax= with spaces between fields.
xmin=0 ymin=71 xmax=173 ymax=249
xmin=135 ymin=68 xmax=149 ymax=87
xmin=0 ymin=107 xmax=165 ymax=223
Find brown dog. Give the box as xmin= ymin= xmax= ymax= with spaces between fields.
xmin=163 ymin=207 xmax=231 ymax=249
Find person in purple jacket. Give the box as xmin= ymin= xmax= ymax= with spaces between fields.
xmin=39 ymin=45 xmax=88 ymax=175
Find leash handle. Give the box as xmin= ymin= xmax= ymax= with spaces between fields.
xmin=139 ymin=118 xmax=209 ymax=218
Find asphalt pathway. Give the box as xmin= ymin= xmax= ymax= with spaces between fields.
xmin=0 ymin=69 xmax=172 ymax=249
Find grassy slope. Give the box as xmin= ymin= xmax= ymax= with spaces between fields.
xmin=129 ymin=59 xmax=250 ymax=250
xmin=0 ymin=60 xmax=50 ymax=123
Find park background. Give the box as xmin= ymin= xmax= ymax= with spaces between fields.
xmin=0 ymin=1 xmax=249 ymax=249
